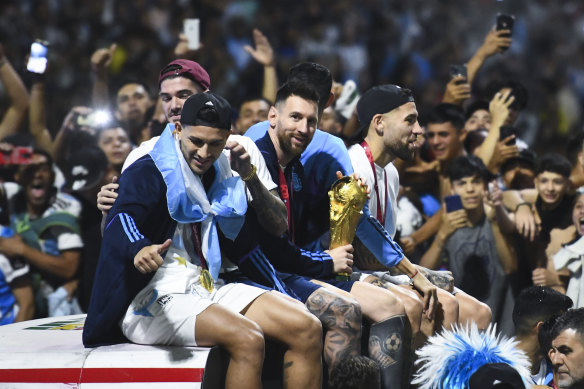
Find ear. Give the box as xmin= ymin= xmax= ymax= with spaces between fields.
xmin=458 ymin=128 xmax=468 ymax=142
xmin=114 ymin=109 xmax=122 ymax=121
xmin=372 ymin=114 xmax=384 ymax=136
xmin=325 ymin=92 xmax=335 ymax=109
xmin=268 ymin=106 xmax=278 ymax=129
xmin=534 ymin=321 xmax=544 ymax=334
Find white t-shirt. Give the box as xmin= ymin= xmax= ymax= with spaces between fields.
xmin=122 ymin=134 xmax=277 ymax=200
xmin=348 ymin=143 xmax=400 ymax=238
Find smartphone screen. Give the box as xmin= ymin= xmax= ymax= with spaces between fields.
xmin=449 ymin=64 xmax=467 ymax=84
xmin=445 ymin=195 xmax=464 ymax=213
xmin=183 ymin=19 xmax=200 ymax=50
xmin=499 ymin=126 xmax=516 ymax=145
xmin=27 ymin=41 xmax=48 ymax=74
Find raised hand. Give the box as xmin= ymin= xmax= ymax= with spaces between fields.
xmin=244 ymin=29 xmax=275 ymax=67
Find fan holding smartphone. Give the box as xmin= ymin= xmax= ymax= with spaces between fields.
xmin=27 ymin=40 xmax=49 ymax=74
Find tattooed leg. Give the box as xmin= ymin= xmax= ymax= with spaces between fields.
xmin=305 ymin=288 xmax=362 ymax=376
xmin=369 ymin=315 xmax=412 ymax=389
xmin=243 ymin=291 xmax=323 ymax=389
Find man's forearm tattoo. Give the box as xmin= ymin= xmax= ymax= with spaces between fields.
xmin=419 ymin=267 xmax=454 ymax=291
xmin=247 ymin=178 xmax=288 ymax=236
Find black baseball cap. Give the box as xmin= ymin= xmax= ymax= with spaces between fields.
xmin=180 ymin=92 xmax=232 ymax=131
xmin=469 ymin=363 xmax=526 ymax=389
xmin=357 ymin=84 xmax=415 ymax=132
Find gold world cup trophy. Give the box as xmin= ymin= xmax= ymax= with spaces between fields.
xmin=329 ymin=175 xmax=368 ymax=281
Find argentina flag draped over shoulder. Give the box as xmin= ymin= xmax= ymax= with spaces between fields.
xmin=149 ymin=125 xmax=247 ymax=280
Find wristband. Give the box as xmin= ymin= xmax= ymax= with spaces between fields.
xmin=515 ymin=202 xmax=531 ymax=212
xmin=409 ymin=269 xmax=419 ymax=286
xmin=240 ymin=164 xmax=257 ymax=182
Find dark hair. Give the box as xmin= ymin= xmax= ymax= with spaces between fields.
xmin=115 ymin=80 xmax=152 ymax=99
xmin=546 ymin=308 xmax=584 ymax=348
xmin=328 ymin=356 xmax=380 ymax=389
xmin=486 ymin=79 xmax=528 ymax=111
xmin=239 ymin=96 xmax=272 ymax=109
xmin=512 ymin=286 xmax=573 ymax=336
xmin=424 ymin=103 xmax=465 ymax=131
xmin=464 ymin=100 xmax=490 ymax=121
xmin=447 ymin=154 xmax=494 ymax=183
xmin=534 ymin=152 xmax=572 ymax=178
xmin=274 ymin=81 xmax=320 ymax=111
xmin=287 ymin=62 xmax=332 ymax=114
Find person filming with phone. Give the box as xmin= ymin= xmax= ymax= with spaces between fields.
xmin=419 ymin=155 xmax=517 ymax=334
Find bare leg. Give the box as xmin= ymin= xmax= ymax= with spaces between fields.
xmin=455 ymin=290 xmax=492 ymax=330
xmin=314 ymin=279 xmax=412 ymax=389
xmin=243 ymin=291 xmax=323 ymax=389
xmin=305 ymin=288 xmax=362 ymax=376
xmin=195 ymin=304 xmax=265 ymax=389
xmin=363 ymin=276 xmax=423 ymax=334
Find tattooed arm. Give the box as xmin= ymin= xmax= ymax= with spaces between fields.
xmin=415 ymin=266 xmax=454 ymax=292
xmin=226 ymin=139 xmax=288 ymax=236
xmin=247 ymin=177 xmax=288 ymax=236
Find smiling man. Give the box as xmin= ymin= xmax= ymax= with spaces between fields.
xmin=84 ymin=93 xmax=323 ymax=388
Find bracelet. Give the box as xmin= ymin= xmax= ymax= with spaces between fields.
xmin=240 ymin=164 xmax=257 ymax=182
xmin=515 ymin=202 xmax=531 ymax=212
xmin=408 ymin=269 xmax=419 ymax=286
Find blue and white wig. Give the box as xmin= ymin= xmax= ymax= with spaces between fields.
xmin=412 ymin=323 xmax=531 ymax=389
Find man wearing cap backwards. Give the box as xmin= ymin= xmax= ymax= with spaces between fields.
xmin=100 ymin=59 xmax=289 ymax=238
xmin=247 ymin=72 xmax=440 ymax=387
xmin=99 ymin=60 xmax=375 ymax=385
xmin=348 ymin=85 xmax=492 ymax=330
xmin=84 ymin=92 xmax=323 ymax=389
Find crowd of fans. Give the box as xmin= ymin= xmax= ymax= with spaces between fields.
xmin=2 ymin=1 xmax=584 ymax=388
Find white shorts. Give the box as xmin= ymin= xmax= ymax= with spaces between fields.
xmin=121 ymin=283 xmax=267 ymax=346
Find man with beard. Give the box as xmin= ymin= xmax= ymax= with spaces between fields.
xmin=84 ymin=93 xmax=323 ymax=388
xmin=114 ymin=82 xmax=155 ymax=145
xmin=0 ymin=150 xmax=83 ymax=317
xmin=249 ymin=76 xmax=438 ymax=389
xmin=91 ymin=44 xmax=155 ymax=146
